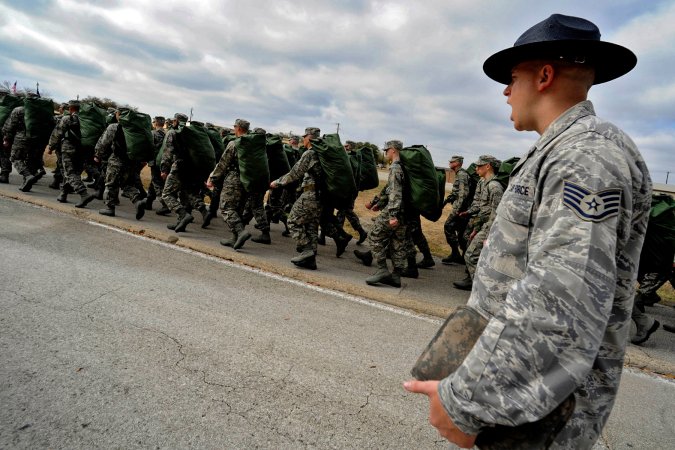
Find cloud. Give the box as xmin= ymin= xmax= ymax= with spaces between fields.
xmin=0 ymin=0 xmax=673 ymax=180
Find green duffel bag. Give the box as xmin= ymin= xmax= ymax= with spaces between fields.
xmin=357 ymin=146 xmax=379 ymax=191
xmin=181 ymin=121 xmax=216 ymax=179
xmin=349 ymin=150 xmax=362 ymax=189
xmin=399 ymin=145 xmax=440 ymax=221
xmin=313 ymin=133 xmax=357 ymax=209
xmin=79 ymin=102 xmax=107 ymax=148
xmin=496 ymin=157 xmax=520 ymax=190
xmin=284 ymin=144 xmax=300 ymax=167
xmin=119 ymin=110 xmax=154 ymax=161
xmin=24 ymin=97 xmax=54 ymax=143
xmin=0 ymin=95 xmax=23 ymax=130
xmin=266 ymin=134 xmax=290 ymax=180
xmin=206 ymin=127 xmax=225 ymax=162
xmin=639 ymin=194 xmax=675 ymax=274
xmin=237 ymin=132 xmax=269 ymax=193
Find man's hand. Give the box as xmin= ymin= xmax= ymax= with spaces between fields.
xmin=388 ymin=217 xmax=399 ymax=228
xmin=47 ymin=146 xmax=53 ymax=155
xmin=160 ymin=172 xmax=168 ymax=181
xmin=93 ymin=156 xmax=100 ymax=164
xmin=2 ymin=138 xmax=10 ymax=149
xmin=365 ymin=201 xmax=372 ymax=210
xmin=469 ymin=230 xmax=477 ymax=241
xmin=458 ymin=211 xmax=469 ymax=217
xmin=270 ymin=180 xmax=279 ymax=189
xmin=206 ymin=179 xmax=214 ymax=190
xmin=403 ymin=380 xmax=477 ymax=448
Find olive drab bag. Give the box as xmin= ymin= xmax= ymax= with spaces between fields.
xmin=348 ymin=150 xmax=362 ymax=189
xmin=237 ymin=132 xmax=270 ymax=193
xmin=0 ymin=95 xmax=23 ymax=130
xmin=357 ymin=146 xmax=379 ymax=191
xmin=79 ymin=102 xmax=107 ymax=148
xmin=265 ymin=134 xmax=291 ymax=180
xmin=118 ymin=110 xmax=154 ymax=161
xmin=23 ymin=97 xmax=54 ymax=144
xmin=496 ymin=157 xmax=520 ymax=190
xmin=180 ymin=121 xmax=216 ymax=180
xmin=424 ymin=168 xmax=447 ymax=222
xmin=313 ymin=133 xmax=357 ymax=209
xmin=399 ymin=145 xmax=441 ymax=221
xmin=639 ymin=194 xmax=675 ymax=275
xmin=206 ymin=127 xmax=226 ymax=162
xmin=283 ymin=143 xmax=300 ymax=167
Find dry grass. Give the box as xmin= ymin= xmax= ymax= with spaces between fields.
xmin=659 ymin=282 xmax=675 ymax=305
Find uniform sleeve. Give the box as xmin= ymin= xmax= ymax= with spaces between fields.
xmin=94 ymin=123 xmax=117 ymax=160
xmin=276 ymin=149 xmax=312 ymax=186
xmin=48 ymin=116 xmax=66 ymax=148
xmin=160 ymin=130 xmax=178 ymax=173
xmin=481 ymin=181 xmax=503 ymax=232
xmin=387 ymin=164 xmax=404 ymax=219
xmin=209 ymin=139 xmax=236 ymax=182
xmin=439 ymin=138 xmax=639 ymax=434
xmin=2 ymin=108 xmax=21 ymax=140
xmin=466 ymin=180 xmax=483 ymax=216
xmin=452 ymin=171 xmax=470 ymax=211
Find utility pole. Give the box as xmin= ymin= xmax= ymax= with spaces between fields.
xmin=667 ymin=171 xmax=670 ymax=184
xmin=336 ymin=123 xmax=340 ymax=134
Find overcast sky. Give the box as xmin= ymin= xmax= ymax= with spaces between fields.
xmin=1 ymin=0 xmax=674 ymax=183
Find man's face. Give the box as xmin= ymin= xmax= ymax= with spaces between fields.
xmin=475 ymin=163 xmax=490 ymax=178
xmin=303 ymin=135 xmax=311 ymax=148
xmin=384 ymin=147 xmax=394 ymax=162
xmin=503 ymin=62 xmax=540 ymax=132
xmin=449 ymin=160 xmax=460 ymax=171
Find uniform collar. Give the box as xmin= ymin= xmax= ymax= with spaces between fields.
xmin=510 ymin=100 xmax=596 ymax=176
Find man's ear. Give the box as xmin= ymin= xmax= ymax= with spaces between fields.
xmin=537 ymin=64 xmax=555 ymax=91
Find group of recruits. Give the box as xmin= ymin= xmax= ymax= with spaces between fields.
xmin=1 ymin=98 xmax=498 ymax=288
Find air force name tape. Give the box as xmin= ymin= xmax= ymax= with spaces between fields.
xmin=562 ymin=180 xmax=621 ymax=222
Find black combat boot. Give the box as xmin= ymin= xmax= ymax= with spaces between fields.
xmin=174 ymin=208 xmax=194 ymax=232
xmin=56 ymin=191 xmax=68 ymax=203
xmin=417 ymin=252 xmax=436 ymax=269
xmin=453 ymin=275 xmax=473 ymax=291
xmin=233 ymin=225 xmax=252 ymax=250
xmin=144 ymin=199 xmax=154 ymax=210
xmin=199 ymin=207 xmax=213 ymax=229
xmin=251 ymin=229 xmax=272 ymax=244
xmin=356 ymin=227 xmax=368 ymax=245
xmin=335 ymin=233 xmax=353 ymax=257
xmin=134 ymin=199 xmax=147 ymax=220
xmin=99 ymin=206 xmax=115 ymax=216
xmin=401 ymin=257 xmax=419 ymax=278
xmin=280 ymin=215 xmax=290 ymax=237
xmin=19 ymin=174 xmax=40 ymax=192
xmin=318 ymin=230 xmax=326 ymax=246
xmin=75 ymin=192 xmax=96 ymax=208
xmin=0 ymin=173 xmax=8 ymax=184
xmin=155 ymin=202 xmax=171 ymax=216
xmin=353 ymin=249 xmax=373 ymax=267
xmin=48 ymin=177 xmax=62 ymax=190
xmin=220 ymin=231 xmax=237 ymax=247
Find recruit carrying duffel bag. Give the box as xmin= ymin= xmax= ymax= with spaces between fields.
xmin=118 ymin=110 xmax=154 ymax=161
xmin=237 ymin=132 xmax=270 ymax=193
xmin=79 ymin=102 xmax=107 ymax=148
xmin=313 ymin=133 xmax=357 ymax=209
xmin=399 ymin=144 xmax=441 ymax=221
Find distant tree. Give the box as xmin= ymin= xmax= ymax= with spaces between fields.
xmin=80 ymin=96 xmax=121 ymax=110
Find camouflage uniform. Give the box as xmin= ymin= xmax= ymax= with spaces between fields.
xmin=48 ymin=111 xmax=89 ymax=196
xmin=211 ymin=138 xmax=247 ymax=234
xmin=369 ymin=160 xmax=406 ymax=271
xmin=438 ymin=101 xmax=652 ymax=449
xmin=463 ymin=171 xmax=503 ymax=278
xmin=2 ymin=106 xmax=37 ymax=178
xmin=0 ymin=92 xmax=14 ymax=182
xmin=95 ymin=123 xmax=144 ymax=209
xmin=146 ymin=126 xmax=167 ymax=210
xmin=443 ymin=166 xmax=471 ymax=256
xmin=275 ymin=147 xmax=323 ymax=253
xmin=160 ymin=128 xmax=206 ymax=216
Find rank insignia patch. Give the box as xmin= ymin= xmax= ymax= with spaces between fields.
xmin=562 ymin=180 xmax=621 ymax=222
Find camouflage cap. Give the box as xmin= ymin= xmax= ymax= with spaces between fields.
xmin=475 ymin=154 xmax=498 ymax=166
xmin=174 ymin=113 xmax=188 ymax=122
xmin=67 ymin=99 xmax=80 ymax=109
xmin=106 ymin=107 xmax=116 ymax=114
xmin=450 ymin=155 xmax=464 ymax=163
xmin=61 ymin=102 xmax=69 ymax=109
xmin=233 ymin=118 xmax=250 ymax=130
xmin=153 ymin=116 xmax=166 ymax=124
xmin=303 ymin=127 xmax=320 ymax=139
xmin=253 ymin=127 xmax=267 ymax=135
xmin=289 ymin=135 xmax=300 ymax=142
xmin=384 ymin=140 xmax=403 ymax=151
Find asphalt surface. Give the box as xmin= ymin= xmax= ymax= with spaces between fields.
xmin=1 ymin=172 xmax=674 ymax=449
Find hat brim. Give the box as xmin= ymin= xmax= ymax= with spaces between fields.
xmin=483 ymin=40 xmax=637 ymax=85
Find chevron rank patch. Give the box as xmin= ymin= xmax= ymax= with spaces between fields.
xmin=562 ymin=180 xmax=622 ymax=222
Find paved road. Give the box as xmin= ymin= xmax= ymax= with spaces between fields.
xmin=1 ymin=197 xmax=674 ymax=449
